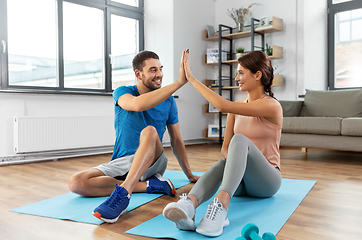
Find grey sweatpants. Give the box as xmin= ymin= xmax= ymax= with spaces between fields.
xmin=189 ymin=134 xmax=282 ymax=205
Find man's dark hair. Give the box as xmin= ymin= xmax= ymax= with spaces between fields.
xmin=132 ymin=50 xmax=159 ymax=71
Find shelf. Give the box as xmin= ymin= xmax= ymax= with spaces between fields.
xmin=204 ymin=46 xmax=283 ymax=65
xmin=268 ymin=45 xmax=283 ymax=59
xmin=205 ymin=76 xmax=283 ymax=88
xmin=273 ymin=74 xmax=283 ymax=87
xmin=204 ymin=16 xmax=283 ymax=41
xmin=210 ymin=86 xmax=239 ymax=90
xmin=204 ymin=80 xmax=239 ymax=90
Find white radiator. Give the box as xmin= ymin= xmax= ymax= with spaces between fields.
xmin=13 ymin=116 xmax=115 ymax=153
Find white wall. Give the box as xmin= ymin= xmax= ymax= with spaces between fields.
xmin=144 ymin=0 xmax=174 ymax=87
xmin=303 ymin=0 xmax=328 ymax=91
xmin=144 ymin=0 xmax=215 ymax=143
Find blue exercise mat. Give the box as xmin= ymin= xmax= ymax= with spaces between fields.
xmin=126 ymin=178 xmax=316 ymax=239
xmin=10 ymin=170 xmax=203 ymax=225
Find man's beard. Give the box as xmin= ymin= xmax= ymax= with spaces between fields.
xmin=141 ymin=76 xmax=162 ymax=91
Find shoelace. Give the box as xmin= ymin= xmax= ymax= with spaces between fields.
xmin=105 ymin=185 xmax=127 ymax=209
xmin=179 ymin=193 xmax=188 ymax=202
xmin=205 ymin=198 xmax=222 ymax=221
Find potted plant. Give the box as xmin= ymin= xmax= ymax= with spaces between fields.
xmin=236 ymin=47 xmax=245 ymax=59
xmin=266 ymin=43 xmax=273 ymax=56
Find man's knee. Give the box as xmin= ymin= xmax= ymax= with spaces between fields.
xmin=68 ymin=172 xmax=83 ymax=194
xmin=140 ymin=125 xmax=159 ymax=142
xmin=68 ymin=171 xmax=93 ymax=196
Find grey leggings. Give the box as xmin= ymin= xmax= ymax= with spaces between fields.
xmin=189 ymin=134 xmax=282 ymax=205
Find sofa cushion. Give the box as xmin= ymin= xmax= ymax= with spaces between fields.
xmin=283 ymin=117 xmax=342 ymax=135
xmin=341 ymin=118 xmax=362 ymax=137
xmin=279 ymin=101 xmax=303 ymax=117
xmin=300 ymin=89 xmax=362 ymax=118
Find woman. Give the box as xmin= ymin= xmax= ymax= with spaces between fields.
xmin=163 ymin=50 xmax=283 ymax=237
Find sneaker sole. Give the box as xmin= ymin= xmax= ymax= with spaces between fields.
xmin=163 ymin=203 xmax=196 ymax=231
xmin=195 ymin=218 xmax=230 ymax=237
xmin=155 ymin=173 xmax=176 ymax=196
xmin=92 ymin=208 xmax=127 ymax=223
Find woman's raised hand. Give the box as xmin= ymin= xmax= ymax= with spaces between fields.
xmin=183 ymin=49 xmax=195 ymax=81
xmin=177 ymin=50 xmax=188 ymax=85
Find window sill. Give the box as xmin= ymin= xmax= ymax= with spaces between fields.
xmin=0 ymin=88 xmax=113 ymax=96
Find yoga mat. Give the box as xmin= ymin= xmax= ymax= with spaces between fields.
xmin=10 ymin=170 xmax=203 ymax=225
xmin=126 ymin=178 xmax=316 ymax=239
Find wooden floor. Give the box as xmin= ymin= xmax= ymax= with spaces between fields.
xmin=1 ymin=144 xmax=362 ymax=240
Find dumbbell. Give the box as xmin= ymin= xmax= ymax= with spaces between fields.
xmin=235 ymin=223 xmax=276 ymax=240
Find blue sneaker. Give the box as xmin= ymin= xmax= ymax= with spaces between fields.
xmin=92 ymin=184 xmax=130 ymax=223
xmin=146 ymin=173 xmax=176 ymax=197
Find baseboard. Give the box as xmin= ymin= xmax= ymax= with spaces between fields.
xmin=0 ymin=138 xmax=214 ymax=166
xmin=0 ymin=146 xmax=114 ymax=166
xmin=162 ymin=138 xmax=213 ymax=147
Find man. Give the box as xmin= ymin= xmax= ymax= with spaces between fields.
xmin=68 ymin=50 xmax=199 ymax=223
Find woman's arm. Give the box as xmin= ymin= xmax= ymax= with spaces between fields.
xmin=183 ymin=50 xmax=282 ymax=123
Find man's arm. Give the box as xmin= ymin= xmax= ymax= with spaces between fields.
xmin=118 ymin=50 xmax=188 ymax=112
xmin=118 ymin=81 xmax=185 ymax=112
xmin=167 ymin=123 xmax=199 ymax=183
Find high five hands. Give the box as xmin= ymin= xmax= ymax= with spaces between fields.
xmin=178 ymin=49 xmax=195 ymax=85
xmin=183 ymin=49 xmax=194 ymax=81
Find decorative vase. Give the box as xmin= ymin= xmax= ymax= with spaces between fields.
xmin=236 ymin=21 xmax=244 ymax=32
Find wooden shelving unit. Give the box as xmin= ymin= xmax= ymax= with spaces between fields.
xmin=273 ymin=74 xmax=283 ymax=87
xmin=203 ymin=16 xmax=284 ymax=142
xmin=204 ymin=46 xmax=283 ymax=65
xmin=203 ymin=16 xmax=283 ymax=41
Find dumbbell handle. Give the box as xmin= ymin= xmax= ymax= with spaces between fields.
xmin=249 ymin=231 xmax=263 ymax=240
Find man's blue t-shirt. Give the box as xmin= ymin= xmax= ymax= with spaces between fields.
xmin=111 ymin=85 xmax=179 ymax=160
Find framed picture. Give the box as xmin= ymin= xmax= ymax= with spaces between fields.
xmin=206 ymin=25 xmax=215 ymax=38
xmin=208 ymin=124 xmax=225 ymax=138
xmin=259 ymin=16 xmax=269 ymax=26
xmin=208 ymin=103 xmax=218 ymax=113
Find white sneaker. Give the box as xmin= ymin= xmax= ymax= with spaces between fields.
xmin=163 ymin=193 xmax=196 ymax=231
xmin=196 ymin=198 xmax=229 ymax=237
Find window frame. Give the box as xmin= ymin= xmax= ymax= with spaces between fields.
xmin=0 ymin=0 xmax=144 ymax=96
xmin=327 ymin=0 xmax=362 ymax=90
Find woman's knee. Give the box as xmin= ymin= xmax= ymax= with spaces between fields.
xmin=230 ymin=134 xmax=250 ymax=146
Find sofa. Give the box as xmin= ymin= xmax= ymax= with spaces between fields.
xmin=279 ymin=89 xmax=362 ymax=152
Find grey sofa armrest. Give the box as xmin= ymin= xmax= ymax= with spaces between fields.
xmin=279 ymin=101 xmax=304 ymax=117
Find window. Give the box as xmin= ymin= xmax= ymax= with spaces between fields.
xmin=111 ymin=14 xmax=139 ymax=90
xmin=63 ymin=2 xmax=104 ymax=89
xmin=110 ymin=0 xmax=138 ymax=7
xmin=328 ymin=0 xmax=362 ymax=89
xmin=7 ymin=0 xmax=57 ymax=87
xmin=0 ymin=0 xmax=144 ymax=95
xmin=337 ymin=9 xmax=362 ymax=42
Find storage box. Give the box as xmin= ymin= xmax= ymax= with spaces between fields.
xmin=206 ymin=48 xmax=227 ymax=63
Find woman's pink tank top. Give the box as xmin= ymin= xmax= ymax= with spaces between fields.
xmin=233 ymin=95 xmax=282 ymax=169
